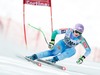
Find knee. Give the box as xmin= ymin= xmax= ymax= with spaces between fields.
xmin=67 ymin=51 xmax=76 ymax=57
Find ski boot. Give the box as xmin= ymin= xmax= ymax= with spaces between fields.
xmin=25 ymin=54 xmax=38 ymax=61
xmin=46 ymin=56 xmax=59 ymax=63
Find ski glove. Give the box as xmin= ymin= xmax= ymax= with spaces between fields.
xmin=76 ymin=56 xmax=85 ymax=64
xmin=48 ymin=41 xmax=55 ymax=49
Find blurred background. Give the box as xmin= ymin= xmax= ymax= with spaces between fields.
xmin=0 ymin=0 xmax=100 ymax=63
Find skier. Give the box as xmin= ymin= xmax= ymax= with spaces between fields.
xmin=27 ymin=23 xmax=91 ymax=64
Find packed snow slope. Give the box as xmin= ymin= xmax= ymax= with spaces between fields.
xmin=0 ymin=36 xmax=100 ymax=75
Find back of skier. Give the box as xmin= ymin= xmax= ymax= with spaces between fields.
xmin=27 ymin=23 xmax=91 ymax=64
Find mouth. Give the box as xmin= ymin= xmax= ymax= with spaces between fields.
xmin=74 ymin=34 xmax=79 ymax=37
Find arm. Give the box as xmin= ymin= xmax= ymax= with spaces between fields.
xmin=49 ymin=28 xmax=68 ymax=49
xmin=76 ymin=37 xmax=91 ymax=64
xmin=51 ymin=28 xmax=69 ymax=41
xmin=80 ymin=37 xmax=91 ymax=57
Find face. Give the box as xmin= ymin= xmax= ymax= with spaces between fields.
xmin=73 ymin=30 xmax=82 ymax=37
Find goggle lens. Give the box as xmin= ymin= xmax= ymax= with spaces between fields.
xmin=74 ymin=30 xmax=82 ymax=35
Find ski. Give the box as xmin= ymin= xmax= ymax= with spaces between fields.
xmin=16 ymin=55 xmax=42 ymax=67
xmin=37 ymin=59 xmax=66 ymax=70
xmin=25 ymin=56 xmax=42 ymax=66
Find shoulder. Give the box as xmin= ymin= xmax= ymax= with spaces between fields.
xmin=59 ymin=28 xmax=68 ymax=30
xmin=69 ymin=28 xmax=74 ymax=32
xmin=59 ymin=28 xmax=74 ymax=31
xmin=80 ymin=36 xmax=87 ymax=42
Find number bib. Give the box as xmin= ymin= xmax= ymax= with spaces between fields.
xmin=64 ymin=30 xmax=81 ymax=47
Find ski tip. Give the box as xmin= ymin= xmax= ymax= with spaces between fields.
xmin=37 ymin=63 xmax=42 ymax=67
xmin=62 ymin=67 xmax=66 ymax=70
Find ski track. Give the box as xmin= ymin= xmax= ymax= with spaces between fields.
xmin=0 ymin=38 xmax=100 ymax=75
xmin=0 ymin=56 xmax=90 ymax=75
xmin=0 ymin=56 xmax=69 ymax=75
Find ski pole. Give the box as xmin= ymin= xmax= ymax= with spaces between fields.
xmin=28 ymin=24 xmax=49 ymax=45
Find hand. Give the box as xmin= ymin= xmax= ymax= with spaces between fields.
xmin=48 ymin=41 xmax=55 ymax=49
xmin=76 ymin=56 xmax=85 ymax=64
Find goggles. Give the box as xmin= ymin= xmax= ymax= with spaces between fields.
xmin=74 ymin=30 xmax=82 ymax=35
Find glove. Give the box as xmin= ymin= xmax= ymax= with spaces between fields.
xmin=48 ymin=41 xmax=55 ymax=49
xmin=76 ymin=56 xmax=85 ymax=64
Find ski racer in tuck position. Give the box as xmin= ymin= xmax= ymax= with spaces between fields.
xmin=27 ymin=23 xmax=91 ymax=64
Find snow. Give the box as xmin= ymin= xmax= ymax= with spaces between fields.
xmin=0 ymin=0 xmax=100 ymax=75
xmin=0 ymin=36 xmax=100 ymax=75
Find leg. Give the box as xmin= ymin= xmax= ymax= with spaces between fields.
xmin=53 ymin=47 xmax=76 ymax=61
xmin=30 ymin=40 xmax=67 ymax=60
xmin=46 ymin=40 xmax=73 ymax=63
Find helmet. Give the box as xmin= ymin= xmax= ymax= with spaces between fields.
xmin=74 ymin=23 xmax=84 ymax=33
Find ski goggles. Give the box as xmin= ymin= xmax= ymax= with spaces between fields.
xmin=74 ymin=30 xmax=82 ymax=35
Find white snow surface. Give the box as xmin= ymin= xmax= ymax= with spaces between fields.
xmin=0 ymin=0 xmax=100 ymax=75
xmin=0 ymin=36 xmax=100 ymax=75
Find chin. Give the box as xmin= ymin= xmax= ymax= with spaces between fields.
xmin=75 ymin=35 xmax=79 ymax=37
